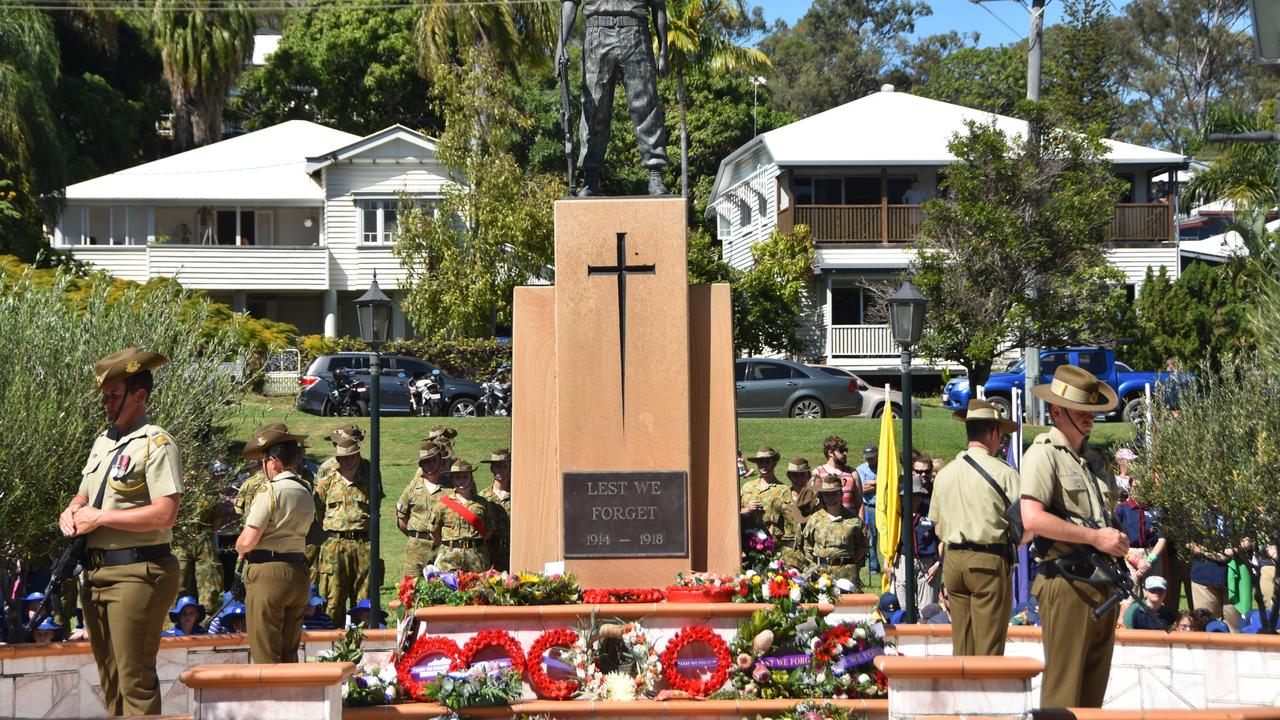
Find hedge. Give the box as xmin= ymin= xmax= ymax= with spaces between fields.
xmin=298 ymin=335 xmax=511 ymax=381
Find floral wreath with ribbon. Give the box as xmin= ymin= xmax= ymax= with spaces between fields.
xmin=525 ymin=628 xmax=581 ymax=700
xmin=396 ymin=635 xmax=462 ymax=701
xmin=451 ymin=629 xmax=527 ymax=676
xmin=659 ymin=625 xmax=732 ymax=697
xmin=563 ymin=620 xmax=661 ymax=701
xmin=582 ymin=588 xmax=666 ymax=604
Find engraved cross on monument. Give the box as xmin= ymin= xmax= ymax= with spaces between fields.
xmin=586 ymin=232 xmax=655 ymax=419
xmin=510 ymin=197 xmax=742 ymax=588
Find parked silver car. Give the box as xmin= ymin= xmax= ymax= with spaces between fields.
xmin=735 ymin=357 xmax=862 ymax=419
xmin=810 ymin=365 xmax=923 ymax=419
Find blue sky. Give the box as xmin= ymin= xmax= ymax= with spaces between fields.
xmin=752 ymin=0 xmax=1124 ymax=47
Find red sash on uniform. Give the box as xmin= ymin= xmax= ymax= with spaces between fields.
xmin=440 ymin=496 xmax=486 ymax=536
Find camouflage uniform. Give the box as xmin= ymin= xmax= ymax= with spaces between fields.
xmin=770 ymin=485 xmax=819 ymax=569
xmin=480 ymin=485 xmax=511 ymax=572
xmin=429 ymin=491 xmax=496 ymax=573
xmin=800 ymin=508 xmax=867 ymax=590
xmin=397 ymin=467 xmax=450 ymax=578
xmin=315 ymin=458 xmax=379 ymax=624
xmin=739 ymin=479 xmax=787 ymax=536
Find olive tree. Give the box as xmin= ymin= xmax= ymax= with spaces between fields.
xmin=0 ymin=268 xmax=250 ymax=578
xmin=1134 ymin=356 xmax=1280 ymax=632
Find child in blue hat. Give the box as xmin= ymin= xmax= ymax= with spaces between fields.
xmin=31 ymin=617 xmax=61 ymax=644
xmin=209 ymin=601 xmax=247 ymax=634
xmin=344 ymin=599 xmax=388 ymax=629
xmin=162 ymin=596 xmax=208 ymax=637
xmin=302 ymin=591 xmax=334 ymax=630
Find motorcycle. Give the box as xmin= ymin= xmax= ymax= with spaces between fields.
xmin=327 ymin=368 xmax=370 ymax=417
xmin=480 ymin=363 xmax=512 ymax=417
xmin=408 ymin=369 xmax=445 ymax=417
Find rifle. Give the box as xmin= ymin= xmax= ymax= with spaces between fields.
xmin=557 ymin=52 xmax=576 ymax=195
xmin=1035 ymin=519 xmax=1152 ymax=624
xmin=25 ymin=542 xmax=83 ymax=633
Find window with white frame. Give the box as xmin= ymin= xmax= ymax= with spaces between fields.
xmin=359 ymin=200 xmax=399 ymax=243
xmin=717 ymin=211 xmax=731 ymax=240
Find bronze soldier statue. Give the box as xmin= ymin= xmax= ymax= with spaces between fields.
xmin=557 ymin=0 xmax=670 ymax=197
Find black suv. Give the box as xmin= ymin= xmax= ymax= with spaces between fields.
xmin=297 ymin=353 xmax=485 ymax=417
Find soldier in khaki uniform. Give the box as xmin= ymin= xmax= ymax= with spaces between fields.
xmin=236 ymin=427 xmax=325 ymax=585
xmin=1021 ymin=365 xmax=1129 ymax=708
xmin=396 ymin=440 xmax=452 ymax=578
xmin=315 ymin=433 xmax=379 ymax=623
xmin=59 ymin=348 xmax=182 ymax=716
xmin=480 ymin=449 xmax=512 ymax=572
xmin=428 ymin=424 xmax=457 ymax=452
xmin=429 ymin=459 xmax=497 ymax=573
xmin=235 ymin=424 xmax=314 ymax=664
xmin=739 ymin=446 xmax=787 ymax=536
xmin=799 ymin=475 xmax=867 ymax=589
xmin=772 ymin=457 xmax=820 ymax=567
xmin=930 ymin=399 xmax=1020 ymax=656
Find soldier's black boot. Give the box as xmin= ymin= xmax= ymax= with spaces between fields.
xmin=647 ymin=169 xmax=669 ymax=196
xmin=578 ymin=169 xmax=602 ymax=197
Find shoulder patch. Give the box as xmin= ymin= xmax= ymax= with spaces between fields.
xmin=152 ymin=433 xmax=170 ymax=447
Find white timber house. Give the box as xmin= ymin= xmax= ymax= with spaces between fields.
xmin=50 ymin=120 xmax=445 ymax=337
xmin=707 ymin=87 xmax=1189 ymax=374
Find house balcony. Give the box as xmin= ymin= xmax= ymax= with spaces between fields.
xmin=64 ymin=244 xmax=330 ymax=291
xmin=828 ymin=324 xmax=897 ymax=358
xmin=787 ymin=203 xmax=1174 ymax=245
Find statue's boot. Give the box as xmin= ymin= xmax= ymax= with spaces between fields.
xmin=578 ymin=169 xmax=602 ymax=197
xmin=647 ymin=170 xmax=669 ymax=196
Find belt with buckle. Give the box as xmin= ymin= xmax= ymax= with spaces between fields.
xmin=89 ymin=544 xmax=172 ymax=569
xmin=586 ymin=14 xmax=643 ymax=27
xmin=246 ymin=549 xmax=307 ymax=564
xmin=407 ymin=530 xmax=432 ymax=540
xmin=441 ymin=538 xmax=482 ymax=549
xmin=327 ymin=530 xmax=369 ymax=541
xmin=949 ymin=542 xmax=1008 ymax=556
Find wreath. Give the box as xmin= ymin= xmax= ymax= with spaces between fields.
xmin=564 ymin=620 xmax=661 ymax=700
xmin=583 ymin=588 xmax=666 ymax=604
xmin=396 ymin=635 xmax=462 ymax=701
xmin=660 ymin=625 xmax=732 ymax=697
xmin=525 ymin=629 xmax=581 ymax=700
xmin=452 ymin=629 xmax=526 ymax=676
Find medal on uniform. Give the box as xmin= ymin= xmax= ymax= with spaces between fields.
xmin=111 ymin=454 xmax=132 ymax=479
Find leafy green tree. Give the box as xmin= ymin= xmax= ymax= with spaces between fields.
xmin=1121 ymin=262 xmax=1254 ymax=370
xmin=1047 ymin=0 xmax=1123 ymax=134
xmin=665 ymin=0 xmax=771 ymax=199
xmin=233 ymin=3 xmax=439 ymax=135
xmin=912 ymin=105 xmax=1129 ymax=385
xmin=152 ymin=1 xmax=255 ymax=149
xmin=0 ymin=8 xmax=64 ymax=261
xmin=903 ymin=42 xmax=1025 ymax=116
xmin=732 ymin=224 xmax=815 ymax=356
xmin=1113 ymin=0 xmax=1260 ymax=148
xmin=415 ymin=0 xmax=555 ymax=77
xmin=1135 ymin=355 xmax=1280 ymax=630
xmin=758 ymin=0 xmax=929 ymax=118
xmin=395 ymin=49 xmax=560 ymax=339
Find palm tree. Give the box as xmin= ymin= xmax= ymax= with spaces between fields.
xmin=0 ymin=8 xmax=63 ymax=195
xmin=665 ymin=0 xmax=771 ymax=199
xmin=1180 ymin=104 xmax=1280 ymax=216
xmin=152 ymin=1 xmax=255 ymax=150
xmin=415 ymin=0 xmax=556 ymax=77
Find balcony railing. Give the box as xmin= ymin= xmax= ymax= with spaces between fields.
xmin=828 ymin=324 xmax=897 ymax=357
xmin=794 ymin=203 xmax=1173 ymax=244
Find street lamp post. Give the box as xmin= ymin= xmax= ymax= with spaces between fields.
xmin=1247 ymin=0 xmax=1280 ymax=64
xmin=354 ymin=273 xmax=394 ymax=623
xmin=888 ymin=279 xmax=927 ymax=623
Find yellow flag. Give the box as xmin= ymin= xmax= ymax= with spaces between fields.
xmin=874 ymin=398 xmax=900 ymax=593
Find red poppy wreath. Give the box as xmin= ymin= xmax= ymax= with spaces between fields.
xmin=525 ymin=628 xmax=581 ymax=700
xmin=582 ymin=588 xmax=666 ymax=604
xmin=397 ymin=635 xmax=462 ymax=701
xmin=452 ymin=629 xmax=527 ymax=675
xmin=659 ymin=625 xmax=732 ymax=697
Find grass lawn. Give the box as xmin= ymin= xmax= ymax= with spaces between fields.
xmin=228 ymin=395 xmax=1135 ymax=606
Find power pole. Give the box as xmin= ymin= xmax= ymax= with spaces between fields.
xmin=1024 ymin=0 xmax=1046 ymax=425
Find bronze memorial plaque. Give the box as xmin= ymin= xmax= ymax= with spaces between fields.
xmin=563 ymin=471 xmax=688 ymax=558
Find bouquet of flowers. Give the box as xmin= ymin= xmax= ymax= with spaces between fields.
xmin=733 ymin=562 xmax=849 ymax=606
xmin=722 ymin=605 xmax=834 ymax=700
xmin=667 ymin=571 xmax=738 ymax=602
xmin=341 ymin=662 xmax=399 ymax=707
xmin=420 ymin=666 xmax=523 ymax=710
xmin=768 ymin=701 xmax=861 ymax=720
xmin=398 ymin=569 xmax=490 ymax=609
xmin=742 ymin=529 xmax=778 ymax=570
xmin=563 ymin=620 xmax=661 ymax=700
xmin=810 ymin=620 xmax=890 ymax=699
xmin=476 ymin=571 xmax=582 ymax=606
